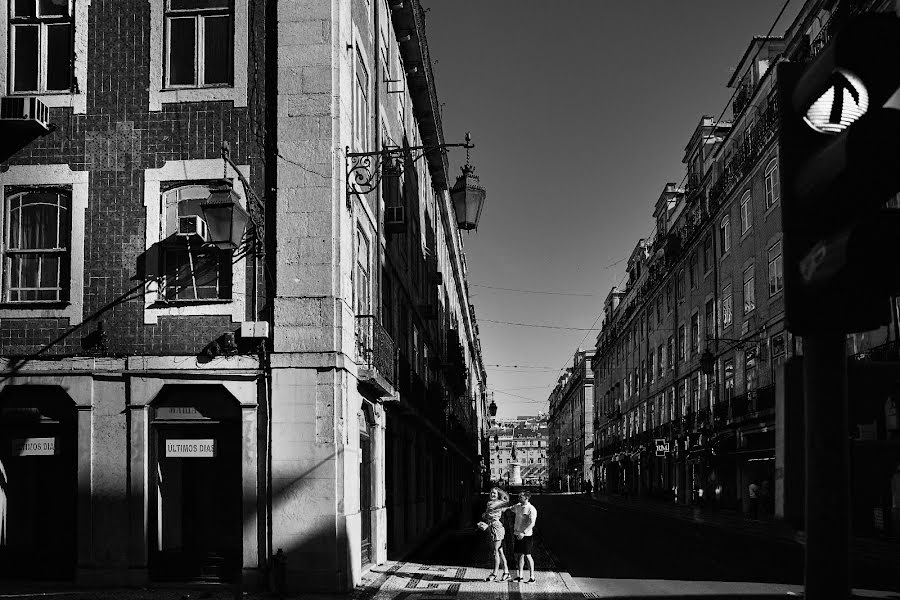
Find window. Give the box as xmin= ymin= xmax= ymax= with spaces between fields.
xmin=648 ymin=351 xmax=655 ymax=384
xmin=689 ymin=252 xmax=698 ymax=289
xmin=676 ymin=379 xmax=686 ymax=420
xmin=765 ymin=159 xmax=780 ymax=209
xmin=740 ymin=191 xmax=752 ymax=234
xmin=164 ymin=0 xmax=232 ymax=88
xmin=355 ymin=229 xmax=370 ymax=314
xmin=353 ymin=48 xmax=370 ymax=151
xmin=768 ymin=241 xmax=784 ymax=296
xmin=723 ymin=358 xmax=735 ymax=401
xmin=690 ymin=313 xmax=700 ymax=353
xmin=2 ymin=187 xmax=70 ymax=302
xmin=705 ymin=299 xmax=715 ymax=341
xmin=656 ymin=296 xmax=662 ymax=325
xmin=743 ymin=266 xmax=755 ymax=314
xmin=703 ymin=236 xmax=712 ymax=274
xmin=678 ymin=325 xmax=686 ymax=362
xmin=745 ymin=347 xmax=758 ymax=392
xmin=667 ymin=336 xmax=674 ymax=370
xmin=666 ymin=283 xmax=672 ymax=313
xmin=160 ymin=184 xmax=232 ymax=302
xmin=677 ymin=269 xmax=685 ymax=302
xmin=656 ymin=344 xmax=666 ymax=377
xmin=641 ymin=359 xmax=647 ymax=386
xmin=8 ymin=0 xmax=73 ymax=93
xmin=720 ymin=215 xmax=731 ymax=254
xmin=722 ymin=284 xmax=733 ymax=328
xmin=771 ymin=333 xmax=786 ymax=378
xmin=691 ymin=371 xmax=701 ymax=412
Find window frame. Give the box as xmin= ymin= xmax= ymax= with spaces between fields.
xmin=722 ymin=284 xmax=733 ymax=328
xmin=0 ymin=164 xmax=86 ymax=322
xmin=743 ymin=265 xmax=756 ymax=314
xmin=2 ymin=186 xmax=71 ymax=303
xmin=720 ymin=215 xmax=731 ymax=254
xmin=8 ymin=0 xmax=74 ymax=94
xmin=768 ymin=240 xmax=784 ymax=297
xmin=163 ymin=0 xmax=234 ymax=90
xmin=148 ymin=0 xmax=247 ymax=111
xmin=740 ymin=190 xmax=752 ymax=234
xmin=764 ymin=158 xmax=780 ymax=210
xmin=142 ymin=159 xmax=248 ymax=324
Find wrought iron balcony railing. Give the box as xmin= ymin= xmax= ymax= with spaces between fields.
xmin=355 ymin=314 xmax=396 ymax=397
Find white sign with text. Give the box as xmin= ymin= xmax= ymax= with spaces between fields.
xmin=165 ymin=439 xmax=216 ymax=458
xmin=12 ymin=437 xmax=57 ymax=456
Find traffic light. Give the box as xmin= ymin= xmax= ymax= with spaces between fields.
xmin=779 ymin=13 xmax=900 ymax=335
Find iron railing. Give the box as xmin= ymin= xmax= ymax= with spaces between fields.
xmin=355 ymin=315 xmax=395 ymax=386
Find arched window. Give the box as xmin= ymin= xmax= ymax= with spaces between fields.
xmin=740 ymin=190 xmax=752 ymax=234
xmin=3 ymin=188 xmax=70 ymax=302
xmin=160 ymin=184 xmax=232 ymax=302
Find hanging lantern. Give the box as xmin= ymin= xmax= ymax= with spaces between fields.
xmin=201 ymin=179 xmax=250 ymax=250
xmin=450 ymin=163 xmax=486 ymax=231
xmin=699 ymin=348 xmax=715 ymax=377
xmin=489 ymin=399 xmax=498 ymax=417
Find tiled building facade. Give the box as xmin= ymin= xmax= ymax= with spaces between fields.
xmin=592 ymin=0 xmax=900 ymax=540
xmin=0 ymin=0 xmax=487 ymax=593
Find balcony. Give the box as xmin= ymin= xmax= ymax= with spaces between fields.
xmin=355 ymin=315 xmax=396 ymax=398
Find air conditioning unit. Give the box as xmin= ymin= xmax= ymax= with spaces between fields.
xmin=177 ymin=215 xmax=209 ymax=241
xmin=385 ymin=205 xmax=407 ymax=234
xmin=0 ymin=96 xmax=50 ymax=130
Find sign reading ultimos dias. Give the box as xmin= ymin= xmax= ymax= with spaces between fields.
xmin=11 ymin=437 xmax=57 ymax=456
xmin=165 ymin=439 xmax=216 ymax=458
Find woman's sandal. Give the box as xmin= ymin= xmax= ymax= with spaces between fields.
xmin=499 ymin=572 xmax=510 ymax=581
xmin=526 ymin=577 xmax=536 ymax=584
xmin=485 ymin=573 xmax=497 ymax=582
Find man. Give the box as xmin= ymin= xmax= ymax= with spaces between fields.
xmin=748 ymin=480 xmax=760 ymax=519
xmin=510 ymin=490 xmax=538 ymax=583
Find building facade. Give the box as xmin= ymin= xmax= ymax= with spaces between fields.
xmin=487 ymin=415 xmax=548 ymax=487
xmin=548 ymin=349 xmax=594 ymax=492
xmin=0 ymin=0 xmax=487 ymax=592
xmin=592 ymin=0 xmax=900 ymax=542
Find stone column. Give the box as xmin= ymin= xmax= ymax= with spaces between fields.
xmin=128 ymin=404 xmax=150 ymax=579
xmin=241 ymin=402 xmax=260 ymax=582
xmin=76 ymin=405 xmax=93 ymax=569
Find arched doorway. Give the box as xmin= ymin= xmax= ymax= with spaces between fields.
xmin=149 ymin=386 xmax=242 ymax=582
xmin=0 ymin=386 xmax=77 ymax=580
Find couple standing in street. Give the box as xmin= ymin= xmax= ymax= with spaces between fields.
xmin=478 ymin=488 xmax=538 ymax=583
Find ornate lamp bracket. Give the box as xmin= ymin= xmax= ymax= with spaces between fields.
xmin=345 ymin=137 xmax=474 ymax=208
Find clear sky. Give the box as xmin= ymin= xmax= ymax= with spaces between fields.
xmin=422 ymin=1 xmax=802 ymax=419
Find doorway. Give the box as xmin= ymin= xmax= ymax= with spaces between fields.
xmin=150 ymin=391 xmax=242 ymax=582
xmin=0 ymin=389 xmax=77 ymax=580
xmin=359 ymin=408 xmax=373 ymax=567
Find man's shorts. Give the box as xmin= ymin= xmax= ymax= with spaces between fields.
xmin=513 ymin=535 xmax=534 ymax=555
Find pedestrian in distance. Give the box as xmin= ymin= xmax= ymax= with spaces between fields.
xmin=748 ymin=480 xmax=760 ymax=519
xmin=510 ymin=490 xmax=538 ymax=583
xmin=477 ymin=487 xmax=512 ymax=581
xmin=583 ymin=479 xmax=593 ymax=496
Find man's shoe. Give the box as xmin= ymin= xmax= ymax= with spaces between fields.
xmin=526 ymin=577 xmax=536 ymax=584
xmin=514 ymin=577 xmax=523 ymax=582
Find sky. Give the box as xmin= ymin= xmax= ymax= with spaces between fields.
xmin=422 ymin=1 xmax=802 ymax=419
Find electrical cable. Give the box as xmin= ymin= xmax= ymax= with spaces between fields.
xmin=470 ymin=283 xmax=595 ymax=297
xmin=480 ymin=318 xmax=601 ymax=331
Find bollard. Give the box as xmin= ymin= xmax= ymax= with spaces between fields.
xmin=272 ymin=548 xmax=287 ymax=599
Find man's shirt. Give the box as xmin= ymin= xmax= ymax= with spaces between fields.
xmin=512 ymin=503 xmax=537 ymax=536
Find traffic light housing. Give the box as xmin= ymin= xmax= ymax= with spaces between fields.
xmin=779 ymin=13 xmax=900 ymax=336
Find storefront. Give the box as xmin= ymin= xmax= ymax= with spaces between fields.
xmin=148 ymin=387 xmax=244 ymax=583
xmin=0 ymin=387 xmax=78 ymax=580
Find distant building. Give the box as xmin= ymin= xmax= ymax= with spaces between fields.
xmin=488 ymin=415 xmax=549 ymax=487
xmin=547 ymin=349 xmax=595 ymax=492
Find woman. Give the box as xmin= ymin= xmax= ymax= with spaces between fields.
xmin=479 ymin=487 xmax=511 ymax=581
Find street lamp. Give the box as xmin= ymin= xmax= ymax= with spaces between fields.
xmin=201 ymin=179 xmax=250 ymax=251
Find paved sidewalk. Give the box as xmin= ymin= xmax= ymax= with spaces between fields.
xmin=0 ymin=529 xmax=579 ymax=600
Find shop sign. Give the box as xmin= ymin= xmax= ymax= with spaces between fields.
xmin=11 ymin=437 xmax=57 ymax=456
xmin=654 ymin=439 xmax=669 ymax=457
xmin=156 ymin=407 xmax=205 ymax=420
xmin=165 ymin=439 xmax=216 ymax=457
